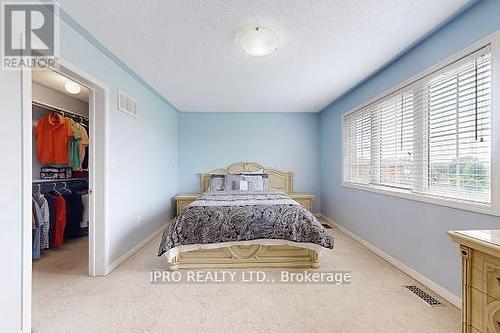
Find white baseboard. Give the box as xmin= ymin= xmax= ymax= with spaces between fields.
xmin=106 ymin=224 xmax=166 ymax=274
xmin=318 ymin=214 xmax=461 ymax=309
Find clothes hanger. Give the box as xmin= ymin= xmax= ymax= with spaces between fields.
xmin=52 ymin=183 xmax=62 ymax=195
xmin=62 ymin=182 xmax=72 ymax=194
xmin=33 ymin=184 xmax=41 ymax=195
xmin=53 ymin=111 xmax=65 ymax=120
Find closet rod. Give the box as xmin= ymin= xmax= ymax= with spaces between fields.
xmin=33 ymin=178 xmax=88 ymax=184
xmin=32 ymin=101 xmax=89 ymax=120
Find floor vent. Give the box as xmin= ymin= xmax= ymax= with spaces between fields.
xmin=321 ymin=224 xmax=332 ymax=229
xmin=404 ymin=285 xmax=443 ymax=306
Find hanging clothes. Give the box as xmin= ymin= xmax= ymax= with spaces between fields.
xmin=63 ymin=191 xmax=84 ymax=239
xmin=32 ymin=179 xmax=89 ymax=260
xmin=81 ymin=193 xmax=90 ymax=228
xmin=47 ymin=193 xmax=67 ymax=248
xmin=74 ymin=122 xmax=89 ymax=170
xmin=33 ymin=192 xmax=50 ymax=250
xmin=82 ymin=146 xmax=89 ymax=170
xmin=32 ymin=106 xmax=90 ymax=258
xmin=32 ymin=200 xmax=44 ymax=260
xmin=68 ymin=119 xmax=81 ymax=168
xmin=44 ymin=193 xmax=57 ymax=249
xmin=35 ymin=113 xmax=73 ymax=164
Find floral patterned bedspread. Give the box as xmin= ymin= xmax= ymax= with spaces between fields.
xmin=158 ymin=190 xmax=334 ymax=256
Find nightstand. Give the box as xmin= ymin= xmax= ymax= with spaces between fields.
xmin=289 ymin=193 xmax=315 ymax=212
xmin=175 ymin=194 xmax=199 ymax=215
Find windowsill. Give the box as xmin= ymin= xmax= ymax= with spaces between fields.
xmin=341 ymin=181 xmax=500 ymax=217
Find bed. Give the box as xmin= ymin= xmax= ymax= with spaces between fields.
xmin=158 ymin=162 xmax=334 ymax=269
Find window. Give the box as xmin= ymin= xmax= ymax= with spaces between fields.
xmin=373 ymin=91 xmax=414 ymax=189
xmin=344 ymin=108 xmax=371 ymax=184
xmin=343 ymin=45 xmax=493 ymax=209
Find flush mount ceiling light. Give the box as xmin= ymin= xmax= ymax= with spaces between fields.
xmin=65 ymin=81 xmax=81 ymax=94
xmin=238 ymin=26 xmax=279 ymax=57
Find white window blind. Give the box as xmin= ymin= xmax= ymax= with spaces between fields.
xmin=423 ymin=48 xmax=492 ymax=203
xmin=344 ymin=108 xmax=372 ymax=184
xmin=372 ymin=90 xmax=414 ymax=189
xmin=343 ymin=45 xmax=492 ymax=205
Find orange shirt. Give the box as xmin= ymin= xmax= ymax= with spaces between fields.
xmin=35 ymin=113 xmax=73 ymax=164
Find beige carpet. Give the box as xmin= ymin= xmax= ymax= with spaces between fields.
xmin=32 ymin=219 xmax=461 ymax=333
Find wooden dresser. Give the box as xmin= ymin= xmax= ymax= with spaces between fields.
xmin=175 ymin=193 xmax=315 ymax=215
xmin=448 ymin=230 xmax=500 ymax=333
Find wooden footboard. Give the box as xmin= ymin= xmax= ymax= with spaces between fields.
xmin=169 ymin=244 xmax=319 ymax=270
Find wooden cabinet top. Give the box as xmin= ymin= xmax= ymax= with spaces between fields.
xmin=175 ymin=194 xmax=200 ymax=200
xmin=448 ymin=230 xmax=500 ymax=258
xmin=289 ymin=193 xmax=314 ymax=199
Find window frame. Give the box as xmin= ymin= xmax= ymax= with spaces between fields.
xmin=341 ymin=31 xmax=500 ymax=216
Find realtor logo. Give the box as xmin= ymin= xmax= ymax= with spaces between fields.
xmin=2 ymin=3 xmax=59 ymax=70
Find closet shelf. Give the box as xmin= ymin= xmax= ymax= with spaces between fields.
xmin=33 ymin=178 xmax=88 ymax=183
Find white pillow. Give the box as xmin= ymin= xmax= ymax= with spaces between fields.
xmin=242 ymin=175 xmax=264 ymax=191
xmin=239 ymin=180 xmax=249 ymax=190
xmin=224 ymin=174 xmax=244 ymax=190
xmin=208 ymin=175 xmax=225 ymax=191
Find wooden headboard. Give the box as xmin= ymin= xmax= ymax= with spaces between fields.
xmin=199 ymin=162 xmax=294 ymax=194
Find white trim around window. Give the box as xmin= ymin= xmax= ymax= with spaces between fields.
xmin=341 ymin=30 xmax=500 ymax=217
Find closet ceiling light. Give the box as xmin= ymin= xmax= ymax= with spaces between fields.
xmin=65 ymin=81 xmax=81 ymax=94
xmin=238 ymin=26 xmax=279 ymax=57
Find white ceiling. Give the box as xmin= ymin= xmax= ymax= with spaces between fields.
xmin=56 ymin=0 xmax=470 ymax=112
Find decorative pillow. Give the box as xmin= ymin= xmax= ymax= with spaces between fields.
xmin=239 ymin=180 xmax=249 ymax=191
xmin=251 ymin=173 xmax=269 ymax=190
xmin=239 ymin=173 xmax=269 ymax=190
xmin=242 ymin=175 xmax=264 ymax=191
xmin=208 ymin=175 xmax=225 ymax=192
xmin=224 ymin=174 xmax=244 ymax=190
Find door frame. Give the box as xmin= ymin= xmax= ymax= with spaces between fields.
xmin=21 ymin=58 xmax=110 ymax=332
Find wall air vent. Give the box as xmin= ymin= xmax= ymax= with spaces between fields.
xmin=118 ymin=91 xmax=138 ymax=118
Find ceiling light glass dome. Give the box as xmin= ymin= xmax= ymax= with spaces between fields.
xmin=238 ymin=27 xmax=279 ymax=57
xmin=65 ymin=81 xmax=81 ymax=94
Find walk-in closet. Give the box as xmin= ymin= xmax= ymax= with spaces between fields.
xmin=31 ymin=68 xmax=92 ymax=299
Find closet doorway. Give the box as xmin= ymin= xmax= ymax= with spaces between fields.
xmin=32 ymin=69 xmax=91 ymax=273
xmin=21 ymin=61 xmax=109 ymax=331
xmin=29 ymin=65 xmax=107 ymax=277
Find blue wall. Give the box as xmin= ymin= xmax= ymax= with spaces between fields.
xmin=178 ymin=112 xmax=321 ymax=210
xmin=319 ymin=0 xmax=500 ymax=298
xmin=58 ymin=18 xmax=179 ymax=264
